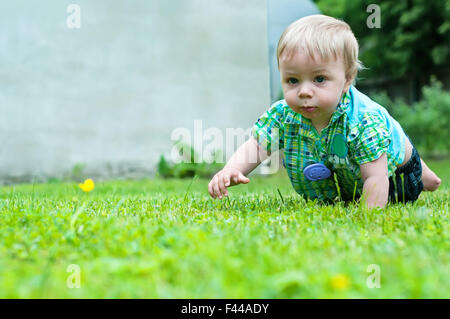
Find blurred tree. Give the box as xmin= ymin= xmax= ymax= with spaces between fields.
xmin=314 ymin=0 xmax=450 ymax=100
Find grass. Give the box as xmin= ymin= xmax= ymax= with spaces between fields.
xmin=0 ymin=160 xmax=448 ymax=298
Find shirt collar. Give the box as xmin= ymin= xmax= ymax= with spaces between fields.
xmin=329 ymin=89 xmax=351 ymax=123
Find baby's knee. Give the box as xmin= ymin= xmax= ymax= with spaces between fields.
xmin=431 ymin=176 xmax=441 ymax=189
xmin=423 ymin=174 xmax=441 ymax=191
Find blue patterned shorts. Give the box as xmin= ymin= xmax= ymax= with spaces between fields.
xmin=388 ymin=146 xmax=424 ymax=203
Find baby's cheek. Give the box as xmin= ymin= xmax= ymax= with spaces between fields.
xmin=321 ymin=94 xmax=341 ymax=109
xmin=284 ymin=91 xmax=297 ymax=106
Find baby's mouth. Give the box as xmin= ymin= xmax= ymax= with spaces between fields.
xmin=300 ymin=106 xmax=317 ymax=112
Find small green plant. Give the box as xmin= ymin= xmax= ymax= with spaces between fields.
xmin=71 ymin=163 xmax=86 ymax=181
xmin=156 ymin=141 xmax=223 ymax=179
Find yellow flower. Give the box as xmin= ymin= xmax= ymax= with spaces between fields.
xmin=79 ymin=178 xmax=95 ymax=192
xmin=330 ymin=274 xmax=350 ymax=291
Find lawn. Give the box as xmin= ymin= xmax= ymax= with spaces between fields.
xmin=0 ymin=160 xmax=448 ymax=298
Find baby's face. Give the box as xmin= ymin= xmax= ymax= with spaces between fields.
xmin=279 ymin=50 xmax=352 ymax=127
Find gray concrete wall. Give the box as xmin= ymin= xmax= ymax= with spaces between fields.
xmin=0 ymin=0 xmax=271 ymax=184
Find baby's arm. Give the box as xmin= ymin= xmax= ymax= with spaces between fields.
xmin=208 ymin=136 xmax=269 ymax=199
xmin=360 ymin=153 xmax=390 ymax=208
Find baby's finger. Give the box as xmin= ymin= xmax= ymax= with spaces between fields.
xmin=239 ymin=173 xmax=250 ymax=183
xmin=218 ymin=174 xmax=227 ymax=199
xmin=238 ymin=172 xmax=250 ymax=183
xmin=208 ymin=181 xmax=213 ymax=197
xmin=224 ymin=175 xmax=230 ymax=187
xmin=212 ymin=176 xmax=221 ymax=199
xmin=208 ymin=180 xmax=216 ymax=198
xmin=222 ymin=178 xmax=229 ymax=197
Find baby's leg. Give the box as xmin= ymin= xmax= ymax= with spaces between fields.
xmin=421 ymin=159 xmax=441 ymax=191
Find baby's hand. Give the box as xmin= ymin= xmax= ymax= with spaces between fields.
xmin=208 ymin=167 xmax=250 ymax=199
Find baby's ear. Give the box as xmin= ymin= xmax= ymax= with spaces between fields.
xmin=344 ymin=76 xmax=354 ymax=92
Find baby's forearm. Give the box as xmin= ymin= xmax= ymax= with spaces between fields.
xmin=362 ymin=175 xmax=389 ymax=208
xmin=223 ymin=137 xmax=269 ymax=176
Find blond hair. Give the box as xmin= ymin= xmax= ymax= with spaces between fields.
xmin=277 ymin=15 xmax=364 ymax=81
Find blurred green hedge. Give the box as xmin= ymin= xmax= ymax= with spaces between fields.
xmin=372 ymin=78 xmax=450 ymax=156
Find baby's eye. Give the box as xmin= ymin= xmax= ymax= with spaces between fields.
xmin=314 ymin=76 xmax=326 ymax=83
xmin=287 ymin=78 xmax=298 ymax=85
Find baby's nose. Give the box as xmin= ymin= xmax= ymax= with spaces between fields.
xmin=297 ymin=84 xmax=313 ymax=98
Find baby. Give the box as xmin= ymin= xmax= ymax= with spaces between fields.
xmin=208 ymin=15 xmax=441 ymax=208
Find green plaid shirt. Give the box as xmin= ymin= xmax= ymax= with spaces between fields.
xmin=251 ymin=85 xmax=407 ymax=201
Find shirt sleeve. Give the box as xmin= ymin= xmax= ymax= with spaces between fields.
xmin=251 ymin=102 xmax=285 ymax=153
xmin=350 ymin=112 xmax=391 ymax=165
